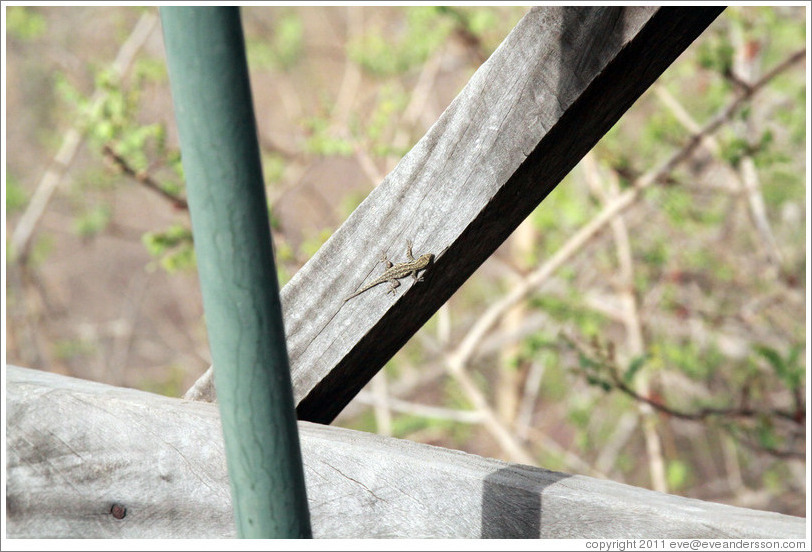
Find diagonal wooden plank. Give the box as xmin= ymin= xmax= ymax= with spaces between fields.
xmin=283 ymin=6 xmax=724 ymax=423
xmin=189 ymin=7 xmax=724 ymax=422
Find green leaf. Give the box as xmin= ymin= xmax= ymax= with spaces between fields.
xmin=300 ymin=229 xmax=333 ymax=258
xmin=160 ymin=245 xmax=196 ymax=273
xmin=263 ymin=153 xmax=287 ymax=185
xmin=754 ymin=344 xmax=804 ymax=390
xmin=666 ymin=459 xmax=690 ymax=490
xmin=246 ymin=12 xmax=303 ymax=71
xmin=695 ymin=32 xmax=733 ymax=75
xmin=53 ymin=338 xmax=96 ymax=361
xmin=719 ymin=135 xmax=750 ymax=167
xmin=7 ymin=7 xmax=47 ymax=41
xmin=5 ymin=174 xmax=28 ymax=213
xmin=29 ymin=234 xmax=55 ymax=267
xmin=755 ymin=415 xmax=779 ymax=450
xmin=133 ymin=57 xmax=167 ymax=83
xmin=303 ymin=116 xmax=354 ymax=156
xmin=54 ymin=72 xmax=85 ymax=112
xmin=273 ymin=13 xmax=304 ymax=70
xmin=142 ymin=224 xmax=193 ymax=254
xmin=623 ymin=355 xmax=648 ymax=383
xmin=142 ymin=224 xmax=196 ymax=273
xmin=585 ymin=375 xmax=612 ymax=392
xmin=73 ymin=204 xmax=111 ymax=237
xmin=348 ymin=7 xmax=453 ymax=76
xmin=754 ymin=344 xmax=784 ymax=373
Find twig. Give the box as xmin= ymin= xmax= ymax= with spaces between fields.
xmin=370 ymin=371 xmax=393 ymax=436
xmin=738 ymin=437 xmax=804 ymax=460
xmin=584 ymin=154 xmax=668 ymax=493
xmin=594 ymin=412 xmax=639 ymax=475
xmin=5 ymin=264 xmax=50 ymax=370
xmin=107 ymin=271 xmax=150 ymax=385
xmin=521 ymin=426 xmax=609 ymax=479
xmin=444 ymin=353 xmax=538 ymax=465
xmin=354 ymin=42 xmax=445 ymax=184
xmin=331 ymin=6 xmax=364 ymax=131
xmin=566 ymin=334 xmax=804 ymax=461
xmin=515 ymin=358 xmax=546 ymax=441
xmin=568 ymin=335 xmax=802 ymax=426
xmin=613 ymin=379 xmax=800 ymax=424
xmin=354 ymin=391 xmax=485 ymax=424
xmin=740 ymin=155 xmax=784 ymax=266
xmin=497 ymin=220 xmax=535 ymax=425
xmin=721 ymin=433 xmax=745 ymax=495
xmin=654 ymin=84 xmax=721 ymax=157
xmin=388 ymin=45 xmax=445 ymax=168
xmin=102 ymin=145 xmax=188 ymax=209
xmin=655 ymin=79 xmax=785 ymax=267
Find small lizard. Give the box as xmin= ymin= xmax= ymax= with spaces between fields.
xmin=344 ymin=240 xmax=434 ymax=302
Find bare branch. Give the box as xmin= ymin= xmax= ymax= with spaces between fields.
xmin=102 ymin=145 xmax=188 ymax=209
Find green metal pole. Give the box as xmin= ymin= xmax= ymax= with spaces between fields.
xmin=159 ymin=7 xmax=311 ymax=538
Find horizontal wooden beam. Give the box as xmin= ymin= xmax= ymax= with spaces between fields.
xmin=6 ymin=366 xmax=802 ymax=539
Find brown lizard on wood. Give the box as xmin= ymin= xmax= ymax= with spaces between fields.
xmin=344 ymin=240 xmax=434 ymax=301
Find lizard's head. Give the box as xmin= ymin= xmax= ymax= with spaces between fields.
xmin=419 ymin=253 xmax=435 ymax=266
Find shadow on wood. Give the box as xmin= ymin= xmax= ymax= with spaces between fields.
xmin=482 ymin=467 xmax=567 ymax=538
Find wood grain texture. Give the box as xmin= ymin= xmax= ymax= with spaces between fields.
xmin=6 ymin=365 xmax=802 ymax=539
xmin=270 ymin=6 xmax=724 ymax=423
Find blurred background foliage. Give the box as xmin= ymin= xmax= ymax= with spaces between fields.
xmin=4 ymin=6 xmax=806 ymax=517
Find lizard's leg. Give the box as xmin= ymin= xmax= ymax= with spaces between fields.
xmin=380 ymin=253 xmax=393 ymax=269
xmin=406 ymin=240 xmax=415 ymax=261
xmin=386 ymin=279 xmax=401 ymax=295
xmin=412 ymin=269 xmax=426 ymax=282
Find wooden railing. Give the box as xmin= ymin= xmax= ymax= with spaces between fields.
xmin=6 ymin=366 xmax=804 ymax=538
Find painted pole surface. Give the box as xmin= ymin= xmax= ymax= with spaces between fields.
xmin=160 ymin=7 xmax=311 ymax=538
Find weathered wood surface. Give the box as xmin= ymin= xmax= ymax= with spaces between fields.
xmin=223 ymin=6 xmax=722 ymax=423
xmin=6 ymin=365 xmax=803 ymax=539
